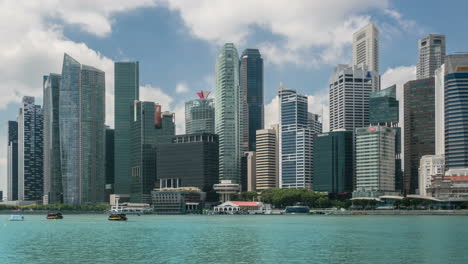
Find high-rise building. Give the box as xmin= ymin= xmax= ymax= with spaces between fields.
xmin=240 ymin=49 xmax=264 ymax=151
xmin=105 ymin=127 xmax=114 ymax=201
xmin=314 ymin=130 xmax=353 ymax=194
xmin=443 ymin=54 xmax=468 ymax=170
xmin=114 ymin=62 xmax=139 ymax=195
xmin=157 ymin=134 xmax=219 ymax=196
xmin=417 ymin=34 xmax=446 ymax=79
xmin=130 ymin=101 xmax=159 ymax=203
xmin=418 ymin=155 xmax=445 ymax=196
xmin=329 ymin=64 xmax=373 ymax=131
xmin=279 ymin=86 xmax=313 ymax=189
xmin=17 ymin=96 xmax=43 ymax=201
xmin=352 ymin=23 xmax=379 ymax=91
xmin=255 ymin=125 xmax=279 ymax=190
xmin=43 ymin=73 xmax=62 ymax=204
xmin=307 ymin=113 xmax=322 ymax=134
xmin=245 ymin=151 xmax=256 ymax=191
xmin=60 ymin=54 xmax=105 ymax=204
xmin=185 ymin=91 xmax=215 ymax=134
xmin=435 ymin=64 xmax=445 ymax=155
xmin=156 ymin=111 xmax=176 ymax=143
xmin=215 ymin=43 xmax=242 ymax=184
xmin=403 ymin=77 xmax=435 ymax=194
xmin=7 ymin=121 xmax=18 ymax=201
xmin=355 ymin=126 xmax=396 ymax=197
xmin=369 ymin=85 xmax=403 ymax=192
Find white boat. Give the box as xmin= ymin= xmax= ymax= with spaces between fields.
xmin=9 ymin=215 xmax=24 ymax=221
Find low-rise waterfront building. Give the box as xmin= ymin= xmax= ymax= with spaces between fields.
xmin=418 ymin=155 xmax=445 ymax=196
xmin=151 ymin=187 xmax=206 ymax=214
xmin=213 ymin=201 xmax=264 ymax=213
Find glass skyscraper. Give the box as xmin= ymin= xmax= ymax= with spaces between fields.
xmin=17 ymin=96 xmax=43 ymax=201
xmin=279 ymin=86 xmax=313 ymax=189
xmin=7 ymin=121 xmax=18 ymax=201
xmin=185 ymin=91 xmax=214 ymax=134
xmin=215 ymin=43 xmax=242 ymax=183
xmin=240 ymin=49 xmax=264 ymax=151
xmin=60 ymin=54 xmax=105 ymax=204
xmin=43 ymin=73 xmax=62 ymax=204
xmin=114 ymin=62 xmax=139 ymax=195
xmin=105 ymin=127 xmax=114 ymax=200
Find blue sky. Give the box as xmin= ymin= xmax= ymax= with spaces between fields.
xmin=1 ymin=0 xmax=468 ymax=193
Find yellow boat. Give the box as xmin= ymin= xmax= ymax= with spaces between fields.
xmin=108 ymin=213 xmax=127 ymax=221
xmin=47 ymin=212 xmax=64 ymax=219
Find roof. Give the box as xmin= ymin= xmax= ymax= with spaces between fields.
xmin=446 ymin=176 xmax=468 ymax=181
xmin=230 ymin=201 xmax=260 ymax=207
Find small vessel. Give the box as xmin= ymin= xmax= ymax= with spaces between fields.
xmin=47 ymin=212 xmax=64 ymax=219
xmin=284 ymin=206 xmax=311 ymax=214
xmin=108 ymin=213 xmax=127 ymax=221
xmin=9 ymin=215 xmax=24 ymax=221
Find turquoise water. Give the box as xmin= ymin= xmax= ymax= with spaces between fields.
xmin=0 ymin=215 xmax=467 ymax=264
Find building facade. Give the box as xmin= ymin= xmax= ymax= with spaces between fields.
xmin=279 ymin=86 xmax=313 ymax=189
xmin=156 ymin=111 xmax=176 ymax=144
xmin=17 ymin=97 xmax=43 ymax=201
xmin=417 ymin=34 xmax=446 ymax=79
xmin=435 ymin=64 xmax=445 ymax=155
xmin=185 ymin=91 xmax=214 ymax=134
xmin=418 ymin=155 xmax=445 ymax=196
xmin=403 ymin=77 xmax=435 ymax=194
xmin=105 ymin=127 xmax=114 ymax=201
xmin=43 ymin=73 xmax=62 ymax=204
xmin=240 ymin=49 xmax=264 ymax=151
xmin=60 ymin=54 xmax=105 ymax=204
xmin=114 ymin=61 xmax=139 ymax=195
xmin=314 ymin=131 xmax=353 ymax=194
xmin=7 ymin=121 xmax=18 ymax=201
xmin=215 ymin=43 xmax=242 ymax=183
xmin=255 ymin=126 xmax=279 ymax=190
xmin=352 ymin=23 xmax=379 ymax=91
xmin=329 ymin=64 xmax=374 ymax=132
xmin=151 ymin=187 xmax=206 ymax=214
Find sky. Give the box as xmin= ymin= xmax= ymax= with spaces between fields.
xmin=1 ymin=0 xmax=468 ymax=194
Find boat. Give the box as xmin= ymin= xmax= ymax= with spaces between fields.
xmin=47 ymin=212 xmax=64 ymax=219
xmin=108 ymin=213 xmax=127 ymax=221
xmin=9 ymin=215 xmax=24 ymax=221
xmin=284 ymin=206 xmax=311 ymax=214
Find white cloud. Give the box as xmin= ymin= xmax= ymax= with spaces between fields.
xmin=175 ymin=82 xmax=190 ymax=94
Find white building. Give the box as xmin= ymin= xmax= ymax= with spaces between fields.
xmin=435 ymin=64 xmax=445 ymax=155
xmin=417 ymin=34 xmax=446 ymax=79
xmin=352 ymin=23 xmax=379 ymax=91
xmin=329 ymin=64 xmax=374 ymax=132
xmin=245 ymin=151 xmax=256 ymax=191
xmin=255 ymin=125 xmax=279 ymax=190
xmin=418 ymin=155 xmax=445 ymax=196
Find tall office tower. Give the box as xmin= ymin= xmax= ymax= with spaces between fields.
xmin=352 ymin=23 xmax=379 ymax=91
xmin=314 ymin=130 xmax=353 ymax=194
xmin=215 ymin=43 xmax=242 ymax=184
xmin=443 ymin=54 xmax=468 ymax=170
xmin=417 ymin=34 xmax=446 ymax=79
xmin=403 ymin=77 xmax=435 ymax=194
xmin=245 ymin=151 xmax=256 ymax=191
xmin=308 ymin=113 xmax=322 ymax=134
xmin=156 ymin=111 xmax=176 ymax=143
xmin=43 ymin=73 xmax=62 ymax=204
xmin=435 ymin=64 xmax=445 ymax=155
xmin=114 ymin=62 xmax=139 ymax=195
xmin=418 ymin=155 xmax=445 ymax=196
xmin=60 ymin=54 xmax=105 ymax=204
xmin=240 ymin=49 xmax=264 ymax=151
xmin=355 ymin=126 xmax=396 ymax=197
xmin=130 ymin=101 xmax=158 ymax=203
xmin=255 ymin=125 xmax=279 ymax=190
xmin=185 ymin=91 xmax=215 ymax=134
xmin=369 ymin=85 xmax=403 ymax=192
xmin=7 ymin=121 xmax=18 ymax=201
xmin=279 ymin=86 xmax=313 ymax=189
xmin=17 ymin=96 xmax=43 ymax=201
xmin=105 ymin=127 xmax=114 ymax=201
xmin=329 ymin=64 xmax=373 ymax=131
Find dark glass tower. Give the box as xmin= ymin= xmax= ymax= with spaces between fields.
xmin=43 ymin=73 xmax=62 ymax=204
xmin=105 ymin=127 xmax=115 ymax=200
xmin=185 ymin=91 xmax=214 ymax=134
xmin=403 ymin=77 xmax=435 ymax=194
xmin=7 ymin=121 xmax=18 ymax=201
xmin=240 ymin=49 xmax=264 ymax=151
xmin=114 ymin=62 xmax=139 ymax=195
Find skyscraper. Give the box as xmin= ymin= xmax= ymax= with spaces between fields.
xmin=403 ymin=77 xmax=435 ymax=194
xmin=255 ymin=125 xmax=279 ymax=190
xmin=352 ymin=23 xmax=379 ymax=91
xmin=7 ymin=121 xmax=18 ymax=201
xmin=307 ymin=113 xmax=322 ymax=134
xmin=443 ymin=54 xmax=468 ymax=170
xmin=417 ymin=34 xmax=446 ymax=79
xmin=114 ymin=62 xmax=139 ymax=195
xmin=435 ymin=64 xmax=445 ymax=155
xmin=185 ymin=91 xmax=215 ymax=134
xmin=156 ymin=111 xmax=176 ymax=143
xmin=240 ymin=49 xmax=264 ymax=151
xmin=60 ymin=54 xmax=105 ymax=204
xmin=329 ymin=64 xmax=373 ymax=131
xmin=17 ymin=96 xmax=43 ymax=201
xmin=43 ymin=73 xmax=62 ymax=204
xmin=215 ymin=43 xmax=242 ymax=184
xmin=279 ymin=85 xmax=313 ymax=189
xmin=105 ymin=127 xmax=114 ymax=201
